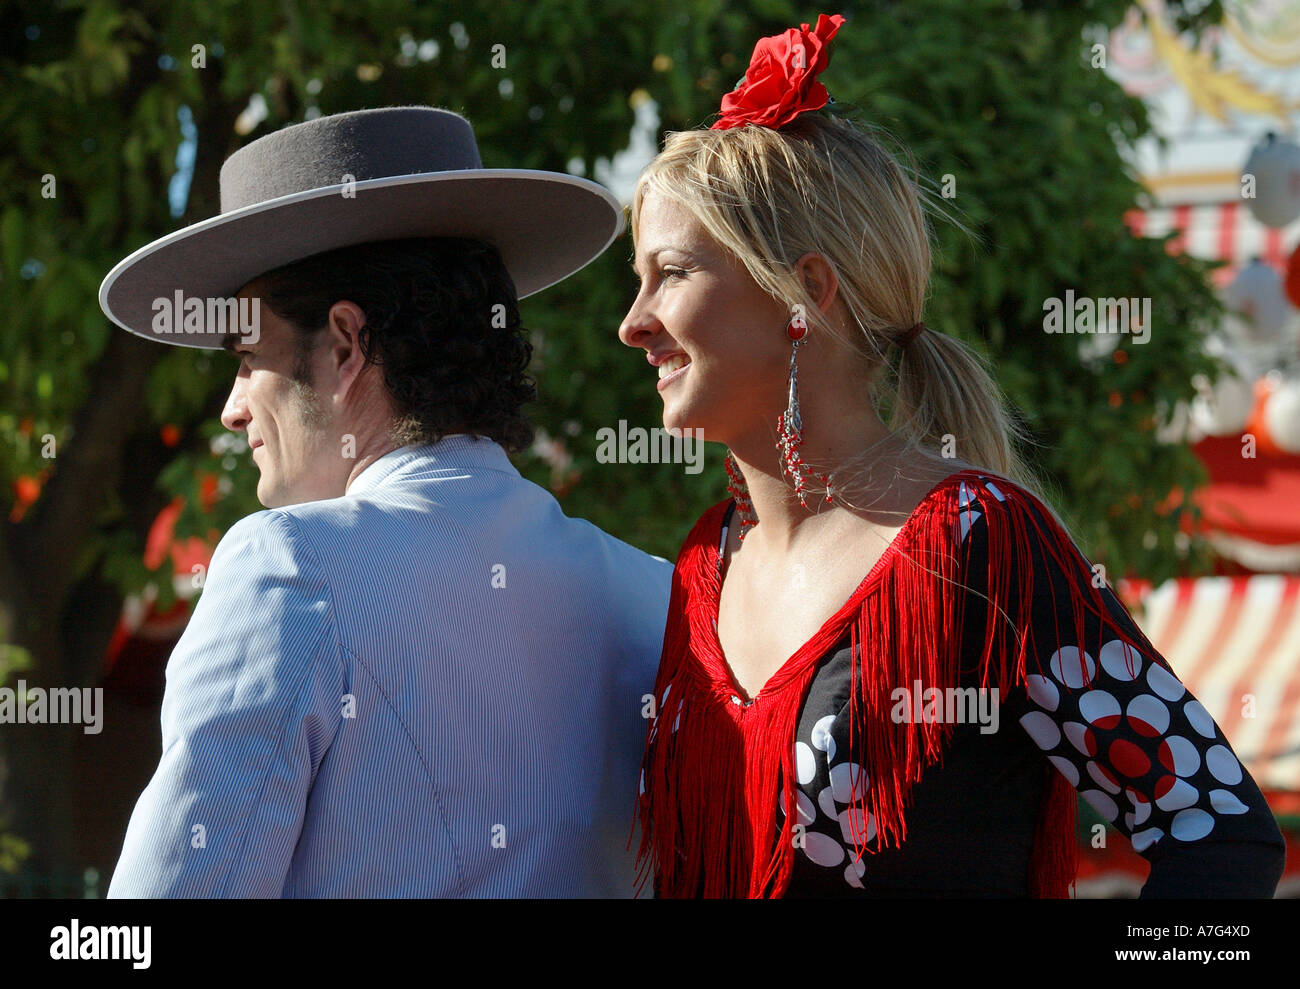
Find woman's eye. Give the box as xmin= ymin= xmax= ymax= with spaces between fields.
xmin=662 ymin=267 xmax=687 ymax=280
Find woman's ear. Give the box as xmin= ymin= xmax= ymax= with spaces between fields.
xmin=793 ymin=252 xmax=839 ymax=314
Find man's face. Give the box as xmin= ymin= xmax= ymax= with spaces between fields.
xmin=220 ymin=282 xmax=333 ymax=507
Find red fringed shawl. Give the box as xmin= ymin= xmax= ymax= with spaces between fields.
xmin=635 ymin=469 xmax=1164 ymax=898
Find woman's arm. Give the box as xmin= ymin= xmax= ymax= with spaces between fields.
xmin=960 ymin=479 xmax=1286 ymax=897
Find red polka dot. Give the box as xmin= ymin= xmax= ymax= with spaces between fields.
xmin=1126 ymin=715 xmax=1160 ymax=738
xmin=1109 ymin=739 xmax=1151 ymax=778
xmin=1093 ymin=714 xmax=1122 ymax=730
xmin=1154 ymin=774 xmax=1176 ymax=800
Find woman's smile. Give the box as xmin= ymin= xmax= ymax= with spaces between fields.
xmin=657 ymin=354 xmax=691 ymax=390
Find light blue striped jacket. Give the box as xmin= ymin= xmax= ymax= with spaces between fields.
xmin=108 ymin=435 xmax=672 ymax=897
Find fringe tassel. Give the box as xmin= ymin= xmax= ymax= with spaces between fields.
xmin=636 ymin=471 xmax=1168 ymax=899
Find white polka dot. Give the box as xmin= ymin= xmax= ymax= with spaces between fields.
xmin=1183 ymin=700 xmax=1217 ymax=739
xmin=1025 ymin=674 xmax=1059 ymax=711
xmin=673 ymin=708 xmax=681 ymax=733
xmin=1131 ymin=827 xmax=1164 ymax=853
xmin=661 ymin=682 xmax=672 ymax=705
xmin=1155 ymin=778 xmax=1199 ymax=812
xmin=639 ymin=769 xmax=645 ymax=796
xmin=959 ymin=510 xmax=983 ymax=543
xmin=802 ymin=830 xmax=845 ymax=867
xmin=838 ymin=807 xmax=876 ymax=845
xmin=817 ymin=786 xmax=837 ymax=819
xmin=1099 ymin=638 xmax=1143 ymax=681
xmin=1079 ymin=690 xmax=1121 ymax=725
xmin=1165 ymin=736 xmax=1201 ymax=777
xmin=1019 ymin=711 xmax=1061 ymax=750
xmin=793 ymin=789 xmax=815 ymax=825
xmin=985 ymin=481 xmax=1006 ymax=502
xmin=829 ymin=762 xmax=866 ymax=803
xmin=1209 ymin=789 xmax=1249 ymax=815
xmin=1049 ymin=646 xmax=1096 ymax=689
xmin=1206 ymin=745 xmax=1242 ymax=785
xmin=795 ymin=742 xmax=816 ymax=785
xmin=811 ymin=715 xmax=836 ymax=752
xmin=844 ymin=863 xmax=865 ymax=889
xmin=1087 ymin=761 xmax=1121 ymax=794
xmin=1127 ymin=694 xmax=1169 ymax=734
xmin=1126 ymin=789 xmax=1152 ymax=827
xmin=958 ymin=481 xmax=974 ymax=507
xmin=1146 ymin=663 xmax=1185 ymax=702
xmin=1164 ymin=727 xmax=1201 ymax=774
xmin=1048 ymin=755 xmax=1079 ymax=786
xmin=1171 ymin=808 xmax=1215 ymax=841
xmin=1063 ymin=721 xmax=1095 ymax=757
xmin=1081 ymin=789 xmax=1118 ymax=821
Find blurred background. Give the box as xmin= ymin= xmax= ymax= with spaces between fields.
xmin=1 ymin=0 xmax=1299 ymax=896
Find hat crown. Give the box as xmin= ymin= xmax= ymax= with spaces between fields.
xmin=219 ymin=106 xmax=483 ymax=213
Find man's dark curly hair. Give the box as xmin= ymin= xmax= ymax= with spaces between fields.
xmin=254 ymin=236 xmax=536 ymax=452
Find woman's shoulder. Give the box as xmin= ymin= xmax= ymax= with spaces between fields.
xmin=910 ymin=467 xmax=1063 ymax=533
xmin=915 ymin=465 xmax=1032 ymax=506
xmin=895 ymin=466 xmax=1040 ymax=535
xmin=688 ymin=498 xmax=734 ymax=537
xmin=670 ymin=498 xmax=734 ymax=562
xmin=898 ymin=467 xmax=1087 ymax=589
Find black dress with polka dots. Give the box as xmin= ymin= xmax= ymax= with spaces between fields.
xmin=725 ymin=483 xmax=1287 ymax=897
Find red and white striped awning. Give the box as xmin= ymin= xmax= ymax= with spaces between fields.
xmin=1124 ymin=202 xmax=1297 ymax=285
xmin=1136 ymin=574 xmax=1300 ymax=792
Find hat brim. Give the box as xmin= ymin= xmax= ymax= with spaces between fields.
xmin=99 ymin=170 xmax=625 ymax=349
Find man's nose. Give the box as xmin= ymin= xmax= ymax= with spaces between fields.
xmin=220 ymin=376 xmax=248 ymax=432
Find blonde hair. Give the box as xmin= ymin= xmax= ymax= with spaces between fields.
xmin=630 ymin=113 xmax=1042 ymax=498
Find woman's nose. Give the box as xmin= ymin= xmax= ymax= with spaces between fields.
xmin=618 ymin=291 xmax=658 ymax=349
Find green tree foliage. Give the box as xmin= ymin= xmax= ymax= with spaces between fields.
xmin=0 ymin=0 xmax=1229 ymax=872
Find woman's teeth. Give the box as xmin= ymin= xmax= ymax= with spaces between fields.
xmin=659 ymin=355 xmax=690 ymax=378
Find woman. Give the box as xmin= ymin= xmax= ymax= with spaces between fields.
xmin=620 ymin=14 xmax=1285 ymax=898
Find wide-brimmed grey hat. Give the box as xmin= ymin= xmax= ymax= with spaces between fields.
xmin=99 ymin=105 xmax=624 ymax=348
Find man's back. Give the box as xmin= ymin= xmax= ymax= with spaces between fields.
xmin=109 ymin=436 xmax=671 ymax=897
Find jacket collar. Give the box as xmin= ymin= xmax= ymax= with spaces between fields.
xmin=346 ymin=433 xmax=518 ymax=497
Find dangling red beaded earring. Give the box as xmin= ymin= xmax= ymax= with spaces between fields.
xmin=776 ymin=312 xmax=835 ymax=508
xmin=724 ymin=452 xmax=757 ymax=540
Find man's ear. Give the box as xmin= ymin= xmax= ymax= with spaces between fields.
xmin=793 ymin=252 xmax=839 ymax=315
xmin=325 ymin=300 xmax=368 ymax=394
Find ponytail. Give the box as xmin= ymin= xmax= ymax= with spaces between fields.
xmin=891 ymin=328 xmax=1036 ymax=487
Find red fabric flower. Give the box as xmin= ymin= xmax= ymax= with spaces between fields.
xmin=713 ymin=14 xmax=846 ymax=131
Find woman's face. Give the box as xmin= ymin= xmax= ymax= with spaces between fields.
xmin=619 ymin=187 xmax=790 ymax=444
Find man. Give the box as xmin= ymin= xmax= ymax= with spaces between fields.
xmin=99 ymin=106 xmax=671 ymax=896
